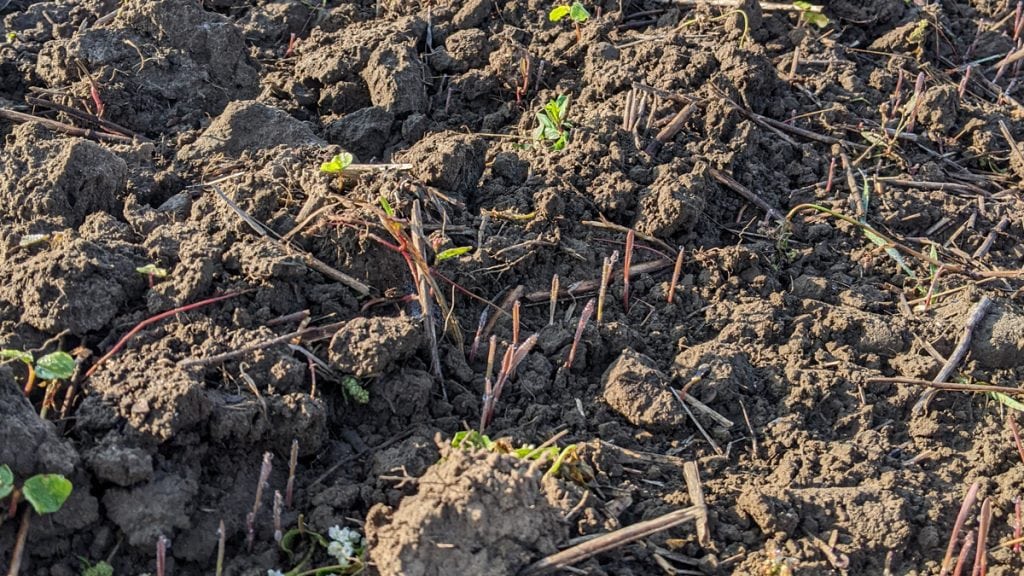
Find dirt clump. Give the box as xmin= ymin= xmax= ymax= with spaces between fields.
xmin=366 ymin=445 xmax=568 ymax=576
xmin=602 ymin=348 xmax=686 ymax=430
xmin=35 ymin=0 xmax=259 ymax=134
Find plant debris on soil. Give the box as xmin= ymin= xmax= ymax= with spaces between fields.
xmin=3 ymin=0 xmax=1024 ymax=574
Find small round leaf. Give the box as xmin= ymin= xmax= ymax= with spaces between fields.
xmin=0 ymin=464 xmax=13 ymax=499
xmin=569 ymin=2 xmax=590 ymax=22
xmin=22 ymin=474 xmax=72 ymax=515
xmin=35 ymin=351 xmax=75 ymax=380
xmin=548 ymin=5 xmax=571 ymax=21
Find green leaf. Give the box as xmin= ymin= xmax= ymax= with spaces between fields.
xmin=802 ymin=11 xmax=829 ymax=28
xmin=81 ymin=560 xmax=114 ymax=576
xmin=569 ymin=2 xmax=590 ymax=22
xmin=22 ymin=474 xmax=72 ymax=515
xmin=319 ymin=152 xmax=354 ymax=174
xmin=451 ymin=430 xmax=494 ymax=451
xmin=554 ymin=94 xmax=569 ymax=118
xmin=548 ymin=5 xmax=571 ymax=21
xmin=35 ymin=351 xmax=75 ymax=381
xmin=862 ymin=229 xmax=916 ymax=279
xmin=435 ymin=246 xmax=472 ymax=263
xmin=379 ymin=195 xmax=395 ymax=217
xmin=135 ymin=264 xmax=168 ymax=278
xmin=991 ymin=392 xmax=1024 ymax=413
xmin=552 ymin=132 xmax=568 ymax=151
xmin=544 ymin=100 xmax=562 ymax=124
xmin=0 ymin=464 xmax=13 ymax=499
xmin=1 ymin=349 xmax=33 ymax=365
xmin=341 ymin=376 xmax=369 ymax=404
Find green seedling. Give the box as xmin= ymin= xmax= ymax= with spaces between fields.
xmin=5 ymin=32 xmax=15 ymax=44
xmin=549 ymin=2 xmax=590 ymax=44
xmin=34 ymin=351 xmax=76 ymax=419
xmin=79 ymin=558 xmax=114 ymax=576
xmin=3 ymin=466 xmax=73 ymax=575
xmin=533 ymin=94 xmax=571 ymax=151
xmin=434 ymin=246 xmax=472 ymax=265
xmin=786 ymin=195 xmax=917 ymax=281
xmin=793 ymin=2 xmax=828 ymax=28
xmin=0 ymin=349 xmax=35 ymax=395
xmin=340 ymin=376 xmax=369 ymax=404
xmin=450 ymin=431 xmax=587 ymax=481
xmin=136 ymin=263 xmax=169 ymax=288
xmin=319 ymin=152 xmax=354 ymax=188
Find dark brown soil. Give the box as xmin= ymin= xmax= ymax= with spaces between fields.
xmin=3 ymin=0 xmax=1024 ymax=574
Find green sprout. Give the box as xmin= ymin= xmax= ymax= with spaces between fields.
xmin=434 ymin=246 xmax=472 ymax=265
xmin=2 ymin=467 xmax=73 ymax=574
xmin=320 ymin=152 xmax=354 ymax=189
xmin=549 ymin=2 xmax=590 ymax=43
xmin=136 ymin=263 xmax=168 ymax=287
xmin=793 ymin=2 xmax=828 ymax=28
xmin=5 ymin=32 xmax=15 ymax=44
xmin=79 ymin=559 xmax=114 ymax=576
xmin=0 ymin=349 xmax=35 ymax=395
xmin=533 ymin=94 xmax=572 ymax=151
xmin=37 ymin=351 xmax=76 ymax=419
xmin=450 ymin=431 xmax=586 ymax=481
xmin=340 ymin=376 xmax=369 ymax=404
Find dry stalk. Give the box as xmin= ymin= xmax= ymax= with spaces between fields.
xmin=564 ymin=299 xmax=595 ymax=370
xmin=667 ymin=248 xmax=684 ymax=304
xmin=597 ymin=252 xmax=619 ymax=323
xmin=914 ymin=296 xmax=993 ymax=414
xmin=285 ymin=439 xmax=299 ymax=509
xmin=623 ymin=230 xmax=635 ymax=313
xmin=246 ymin=452 xmax=273 ymax=551
xmin=973 ymin=498 xmax=992 ymax=576
xmin=521 ymin=505 xmax=706 ymax=575
xmin=549 ymin=274 xmax=560 ymax=325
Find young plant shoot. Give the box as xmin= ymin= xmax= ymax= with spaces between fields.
xmin=533 ymin=94 xmax=572 ymax=151
xmin=320 ymin=151 xmax=354 ymax=188
xmin=549 ymin=2 xmax=591 ymax=44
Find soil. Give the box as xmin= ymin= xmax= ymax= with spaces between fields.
xmin=2 ymin=0 xmax=1024 ymax=575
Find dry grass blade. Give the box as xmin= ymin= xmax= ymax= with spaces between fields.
xmin=521 ymin=505 xmax=705 ymax=575
xmin=913 ymin=296 xmax=993 ymax=414
xmin=682 ymin=462 xmax=710 ymax=547
xmin=409 ymin=200 xmax=445 ymax=390
xmin=709 ymin=168 xmax=785 ymax=223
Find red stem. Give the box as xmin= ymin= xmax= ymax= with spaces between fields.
xmin=85 ymin=291 xmax=244 ymax=378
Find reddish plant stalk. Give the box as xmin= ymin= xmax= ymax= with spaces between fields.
xmin=1009 ymin=416 xmax=1024 ymax=465
xmin=953 ymin=530 xmax=975 ymax=576
xmin=972 ymin=498 xmax=991 ymax=576
xmin=667 ymin=248 xmax=684 ymax=304
xmin=273 ymin=490 xmax=283 ymax=543
xmin=156 ymin=535 xmax=168 ymax=576
xmin=597 ymin=251 xmax=618 ymax=323
xmin=940 ymin=482 xmax=980 ymax=576
xmin=549 ymin=274 xmax=559 ymax=325
xmin=564 ymin=299 xmax=595 ymax=370
xmin=512 ymin=300 xmax=521 ymax=348
xmin=469 ymin=308 xmax=489 ymax=363
xmin=85 ymin=291 xmax=244 ymax=378
xmin=958 ymin=66 xmax=972 ymax=100
xmin=246 ymin=452 xmax=273 ymax=552
xmin=623 ymin=230 xmax=635 ymax=313
xmin=905 ymin=72 xmax=926 ymax=133
xmin=1015 ymin=498 xmax=1022 ymax=554
xmin=824 ymin=156 xmax=837 ymax=194
xmin=285 ymin=439 xmax=299 ymax=509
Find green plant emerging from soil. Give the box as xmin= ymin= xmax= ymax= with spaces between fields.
xmin=451 ymin=431 xmax=586 ymax=481
xmin=533 ymin=95 xmax=572 ymax=151
xmin=793 ymin=2 xmax=828 ymax=28
xmin=549 ymin=2 xmax=590 ymax=44
xmin=2 ymin=466 xmax=73 ymax=575
xmin=340 ymin=376 xmax=369 ymax=404
xmin=320 ymin=152 xmax=354 ymax=188
xmin=1 ymin=349 xmax=76 ymax=417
